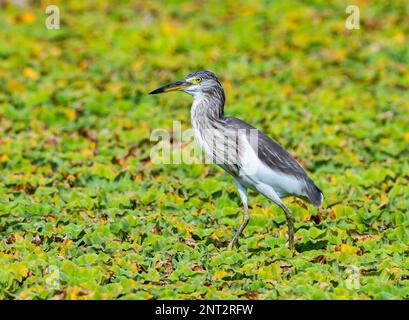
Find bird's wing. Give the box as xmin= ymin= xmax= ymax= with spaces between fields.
xmin=224 ymin=117 xmax=323 ymax=206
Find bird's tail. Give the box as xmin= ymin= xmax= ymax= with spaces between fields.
xmin=304 ymin=179 xmax=324 ymax=207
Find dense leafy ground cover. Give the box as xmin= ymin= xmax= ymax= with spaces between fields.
xmin=0 ymin=0 xmax=408 ymax=299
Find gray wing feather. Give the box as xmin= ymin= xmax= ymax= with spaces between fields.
xmin=225 ymin=117 xmax=323 ymax=206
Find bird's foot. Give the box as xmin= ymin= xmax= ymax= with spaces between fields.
xmin=287 ymin=241 xmax=294 ymax=251
xmin=227 ymin=238 xmax=238 ymax=250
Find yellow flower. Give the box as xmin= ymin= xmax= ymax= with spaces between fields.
xmin=14 ymin=12 xmax=36 ymax=24
xmin=65 ymin=109 xmax=76 ymax=121
xmin=22 ymin=67 xmax=39 ymax=80
xmin=340 ymin=244 xmax=357 ymax=254
xmin=213 ymin=270 xmax=229 ymax=280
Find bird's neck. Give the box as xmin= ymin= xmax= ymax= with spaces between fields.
xmin=190 ymin=91 xmax=230 ymax=168
xmin=191 ymin=91 xmax=225 ymax=125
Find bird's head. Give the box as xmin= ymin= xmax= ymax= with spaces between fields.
xmin=149 ymin=70 xmax=223 ymax=99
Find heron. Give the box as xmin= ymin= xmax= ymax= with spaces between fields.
xmin=150 ymin=70 xmax=323 ymax=250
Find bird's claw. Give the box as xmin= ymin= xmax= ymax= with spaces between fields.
xmin=227 ymin=239 xmax=237 ymax=250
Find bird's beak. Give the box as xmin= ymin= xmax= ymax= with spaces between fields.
xmin=149 ymin=79 xmax=190 ymax=94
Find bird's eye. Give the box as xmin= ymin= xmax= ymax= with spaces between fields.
xmin=193 ymin=77 xmax=202 ymax=84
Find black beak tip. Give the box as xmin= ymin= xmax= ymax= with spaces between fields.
xmin=149 ymin=89 xmax=160 ymax=95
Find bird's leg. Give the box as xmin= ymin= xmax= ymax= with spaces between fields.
xmin=228 ymin=205 xmax=249 ymax=250
xmin=254 ymin=183 xmax=295 ymax=250
xmin=278 ymin=203 xmax=294 ymax=250
xmin=228 ymin=180 xmax=249 ymax=250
